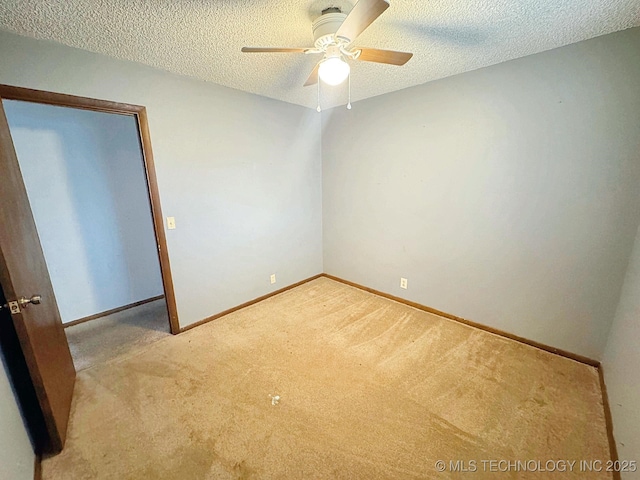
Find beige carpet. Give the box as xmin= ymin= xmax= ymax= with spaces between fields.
xmin=43 ymin=277 xmax=611 ymax=479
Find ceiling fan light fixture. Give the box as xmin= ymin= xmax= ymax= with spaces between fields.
xmin=318 ymin=57 xmax=350 ymax=86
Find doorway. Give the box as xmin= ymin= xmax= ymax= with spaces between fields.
xmin=4 ymin=99 xmax=173 ymax=369
xmin=0 ymin=85 xmax=180 ymax=453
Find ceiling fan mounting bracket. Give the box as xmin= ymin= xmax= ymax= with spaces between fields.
xmin=321 ymin=7 xmax=343 ymax=15
xmin=313 ymin=11 xmax=351 ymax=48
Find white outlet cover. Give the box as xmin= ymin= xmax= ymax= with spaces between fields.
xmin=270 ymin=274 xmax=276 ymax=284
xmin=400 ymin=278 xmax=408 ymax=289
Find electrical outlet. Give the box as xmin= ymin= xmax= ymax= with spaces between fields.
xmin=270 ymin=274 xmax=276 ymax=285
xmin=400 ymin=277 xmax=408 ymax=289
xmin=167 ymin=217 xmax=176 ymax=230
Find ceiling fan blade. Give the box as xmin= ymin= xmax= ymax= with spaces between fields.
xmin=241 ymin=47 xmax=310 ymax=53
xmin=335 ymin=0 xmax=390 ymax=43
xmin=356 ymin=48 xmax=413 ymax=66
xmin=303 ymin=63 xmax=320 ymax=87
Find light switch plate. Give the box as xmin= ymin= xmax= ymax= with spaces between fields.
xmin=167 ymin=217 xmax=176 ymax=230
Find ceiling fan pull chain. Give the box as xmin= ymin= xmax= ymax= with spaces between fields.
xmin=347 ymin=73 xmax=352 ymax=110
xmin=317 ymin=80 xmax=322 ymax=113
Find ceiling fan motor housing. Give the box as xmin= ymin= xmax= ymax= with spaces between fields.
xmin=313 ymin=12 xmax=349 ymax=48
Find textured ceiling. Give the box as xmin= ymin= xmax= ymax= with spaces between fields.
xmin=0 ymin=0 xmax=639 ymax=109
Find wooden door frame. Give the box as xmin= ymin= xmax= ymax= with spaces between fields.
xmin=0 ymin=84 xmax=180 ymax=334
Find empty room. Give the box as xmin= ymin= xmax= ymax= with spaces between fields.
xmin=0 ymin=0 xmax=638 ymax=479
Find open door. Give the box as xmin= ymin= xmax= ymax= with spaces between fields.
xmin=0 ymin=99 xmax=76 ymax=453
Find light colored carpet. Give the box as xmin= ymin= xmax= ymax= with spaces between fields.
xmin=64 ymin=299 xmax=171 ymax=371
xmin=44 ymin=278 xmax=611 ymax=479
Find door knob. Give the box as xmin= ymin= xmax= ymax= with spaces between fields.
xmin=1 ymin=294 xmax=41 ymax=313
xmin=19 ymin=295 xmax=42 ymax=307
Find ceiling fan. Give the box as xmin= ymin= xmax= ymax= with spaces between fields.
xmin=241 ymin=0 xmax=412 ymax=95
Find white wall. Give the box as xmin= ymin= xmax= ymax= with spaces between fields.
xmin=4 ymin=101 xmax=164 ymax=323
xmin=322 ymin=27 xmax=640 ymax=360
xmin=0 ymin=358 xmax=34 ymax=480
xmin=603 ymin=224 xmax=640 ymax=477
xmin=0 ymin=30 xmax=323 ymax=328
